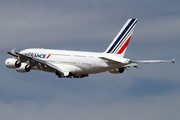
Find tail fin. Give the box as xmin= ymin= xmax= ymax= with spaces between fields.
xmin=104 ymin=18 xmax=138 ymax=57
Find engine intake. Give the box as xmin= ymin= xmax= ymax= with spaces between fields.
xmin=118 ymin=67 xmax=125 ymax=73
xmin=15 ymin=63 xmax=31 ymax=73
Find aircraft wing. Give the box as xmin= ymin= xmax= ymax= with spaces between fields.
xmin=7 ymin=49 xmax=64 ymax=74
xmin=131 ymin=59 xmax=175 ymax=64
xmin=123 ymin=59 xmax=175 ymax=69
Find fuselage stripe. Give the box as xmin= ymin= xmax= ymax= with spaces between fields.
xmin=47 ymin=54 xmax=51 ymax=59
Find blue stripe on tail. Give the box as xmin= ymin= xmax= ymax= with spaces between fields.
xmin=111 ymin=20 xmax=137 ymax=54
xmin=106 ymin=18 xmax=137 ymax=54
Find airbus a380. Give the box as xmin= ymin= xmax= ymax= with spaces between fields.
xmin=5 ymin=18 xmax=175 ymax=78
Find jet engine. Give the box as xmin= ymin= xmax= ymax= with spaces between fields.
xmin=109 ymin=67 xmax=125 ymax=74
xmin=5 ymin=58 xmax=21 ymax=68
xmin=118 ymin=67 xmax=125 ymax=73
xmin=15 ymin=63 xmax=31 ymax=73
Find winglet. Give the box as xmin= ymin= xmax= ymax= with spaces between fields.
xmin=12 ymin=48 xmax=16 ymax=53
xmin=7 ymin=48 xmax=18 ymax=57
xmin=172 ymin=58 xmax=175 ymax=64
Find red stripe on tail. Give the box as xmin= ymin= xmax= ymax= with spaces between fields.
xmin=117 ymin=35 xmax=132 ymax=54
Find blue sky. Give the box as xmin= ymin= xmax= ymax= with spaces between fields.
xmin=0 ymin=0 xmax=180 ymax=120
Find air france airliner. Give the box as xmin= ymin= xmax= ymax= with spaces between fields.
xmin=5 ymin=18 xmax=175 ymax=78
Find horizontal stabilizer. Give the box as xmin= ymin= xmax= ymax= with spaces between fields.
xmin=99 ymin=56 xmax=130 ymax=64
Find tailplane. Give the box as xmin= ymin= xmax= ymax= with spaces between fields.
xmin=105 ymin=18 xmax=137 ymax=57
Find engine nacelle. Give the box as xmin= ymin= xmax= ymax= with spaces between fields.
xmin=109 ymin=67 xmax=125 ymax=74
xmin=15 ymin=63 xmax=31 ymax=73
xmin=5 ymin=58 xmax=21 ymax=68
xmin=118 ymin=67 xmax=125 ymax=73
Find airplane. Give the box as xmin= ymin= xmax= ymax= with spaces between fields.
xmin=5 ymin=18 xmax=175 ymax=78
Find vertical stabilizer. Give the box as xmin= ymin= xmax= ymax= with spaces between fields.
xmin=105 ymin=18 xmax=138 ymax=57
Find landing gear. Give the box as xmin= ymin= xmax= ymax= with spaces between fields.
xmin=55 ymin=71 xmax=88 ymax=78
xmin=55 ymin=71 xmax=62 ymax=78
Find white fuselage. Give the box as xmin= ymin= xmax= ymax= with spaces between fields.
xmin=20 ymin=48 xmax=129 ymax=75
xmin=5 ymin=19 xmax=173 ymax=78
